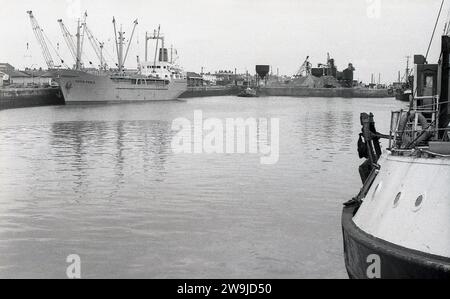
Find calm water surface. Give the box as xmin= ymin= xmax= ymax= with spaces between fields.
xmin=0 ymin=96 xmax=405 ymax=278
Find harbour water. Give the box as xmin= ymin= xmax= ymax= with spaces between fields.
xmin=0 ymin=96 xmax=405 ymax=278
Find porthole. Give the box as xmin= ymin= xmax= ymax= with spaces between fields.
xmin=413 ymin=194 xmax=425 ymax=212
xmin=393 ymin=192 xmax=402 ymax=207
xmin=371 ymin=182 xmax=382 ymax=201
xmin=415 ymin=195 xmax=423 ymax=207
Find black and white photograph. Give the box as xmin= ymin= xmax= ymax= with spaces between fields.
xmin=0 ymin=0 xmax=449 ymax=283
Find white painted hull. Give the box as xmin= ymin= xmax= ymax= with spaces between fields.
xmin=54 ymin=70 xmax=187 ymax=103
xmin=353 ymin=152 xmax=450 ymax=259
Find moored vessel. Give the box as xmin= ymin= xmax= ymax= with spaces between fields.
xmin=0 ymin=86 xmax=64 ymax=110
xmin=237 ymin=87 xmax=258 ymax=98
xmin=53 ymin=17 xmax=187 ymax=103
xmin=394 ymin=56 xmax=414 ymax=102
xmin=342 ymin=36 xmax=450 ymax=279
xmin=55 ymin=68 xmax=187 ymax=104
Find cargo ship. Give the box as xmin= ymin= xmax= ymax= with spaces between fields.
xmin=55 ymin=68 xmax=187 ymax=104
xmin=394 ymin=56 xmax=414 ymax=102
xmin=54 ymin=19 xmax=187 ymax=103
xmin=342 ymin=36 xmax=450 ymax=279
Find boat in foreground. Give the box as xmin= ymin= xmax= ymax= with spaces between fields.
xmin=342 ymin=36 xmax=450 ymax=279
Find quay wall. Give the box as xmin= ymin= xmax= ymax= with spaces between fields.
xmin=258 ymin=87 xmax=393 ymax=98
xmin=0 ymin=88 xmax=64 ymax=110
xmin=179 ymin=86 xmax=240 ymax=98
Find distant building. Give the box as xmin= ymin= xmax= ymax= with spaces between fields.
xmin=3 ymin=69 xmax=53 ymax=87
xmin=5 ymin=70 xmax=32 ymax=86
xmin=23 ymin=70 xmax=53 ymax=86
xmin=215 ymin=71 xmax=236 ymax=86
xmin=202 ymin=74 xmax=217 ymax=86
xmin=0 ymin=63 xmax=15 ymax=73
xmin=186 ymin=72 xmax=204 ymax=86
xmin=0 ymin=71 xmax=6 ymax=87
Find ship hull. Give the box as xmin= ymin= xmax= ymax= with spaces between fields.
xmin=395 ymin=91 xmax=411 ymax=102
xmin=54 ymin=70 xmax=187 ymax=103
xmin=342 ymin=205 xmax=450 ymax=279
xmin=343 ymin=154 xmax=450 ymax=279
xmin=0 ymin=87 xmax=64 ymax=110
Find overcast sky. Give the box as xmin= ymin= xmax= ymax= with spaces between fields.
xmin=0 ymin=0 xmax=448 ymax=83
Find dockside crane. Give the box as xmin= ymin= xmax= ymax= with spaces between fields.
xmin=294 ymin=56 xmax=311 ymax=78
xmin=27 ymin=10 xmax=55 ymax=69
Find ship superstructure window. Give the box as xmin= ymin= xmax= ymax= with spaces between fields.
xmin=425 ymin=76 xmax=433 ymax=88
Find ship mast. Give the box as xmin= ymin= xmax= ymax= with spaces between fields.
xmin=145 ymin=26 xmax=166 ymax=67
xmin=113 ymin=17 xmax=138 ymax=72
xmin=74 ymin=12 xmax=88 ymax=71
xmin=118 ymin=25 xmax=124 ymax=71
xmin=405 ymin=55 xmax=411 ymax=84
xmin=75 ymin=19 xmax=82 ymax=70
xmin=153 ymin=26 xmax=161 ymax=70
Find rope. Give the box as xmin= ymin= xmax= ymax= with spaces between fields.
xmin=426 ymin=0 xmax=445 ymax=60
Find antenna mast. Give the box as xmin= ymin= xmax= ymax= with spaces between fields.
xmin=405 ymin=55 xmax=411 ymax=83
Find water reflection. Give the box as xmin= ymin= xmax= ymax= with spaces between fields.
xmin=49 ymin=120 xmax=173 ymax=200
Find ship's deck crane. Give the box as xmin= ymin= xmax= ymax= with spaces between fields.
xmin=84 ymin=24 xmax=107 ymax=70
xmin=113 ymin=17 xmax=138 ymax=72
xmin=57 ymin=19 xmax=77 ymax=64
xmin=27 ymin=10 xmax=55 ymax=69
xmin=295 ymin=56 xmax=311 ymax=77
xmin=58 ymin=12 xmax=89 ymax=70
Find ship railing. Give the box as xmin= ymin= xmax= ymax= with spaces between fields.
xmin=389 ymin=95 xmax=447 ymax=151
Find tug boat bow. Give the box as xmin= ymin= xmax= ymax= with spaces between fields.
xmin=342 ymin=36 xmax=450 ymax=279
